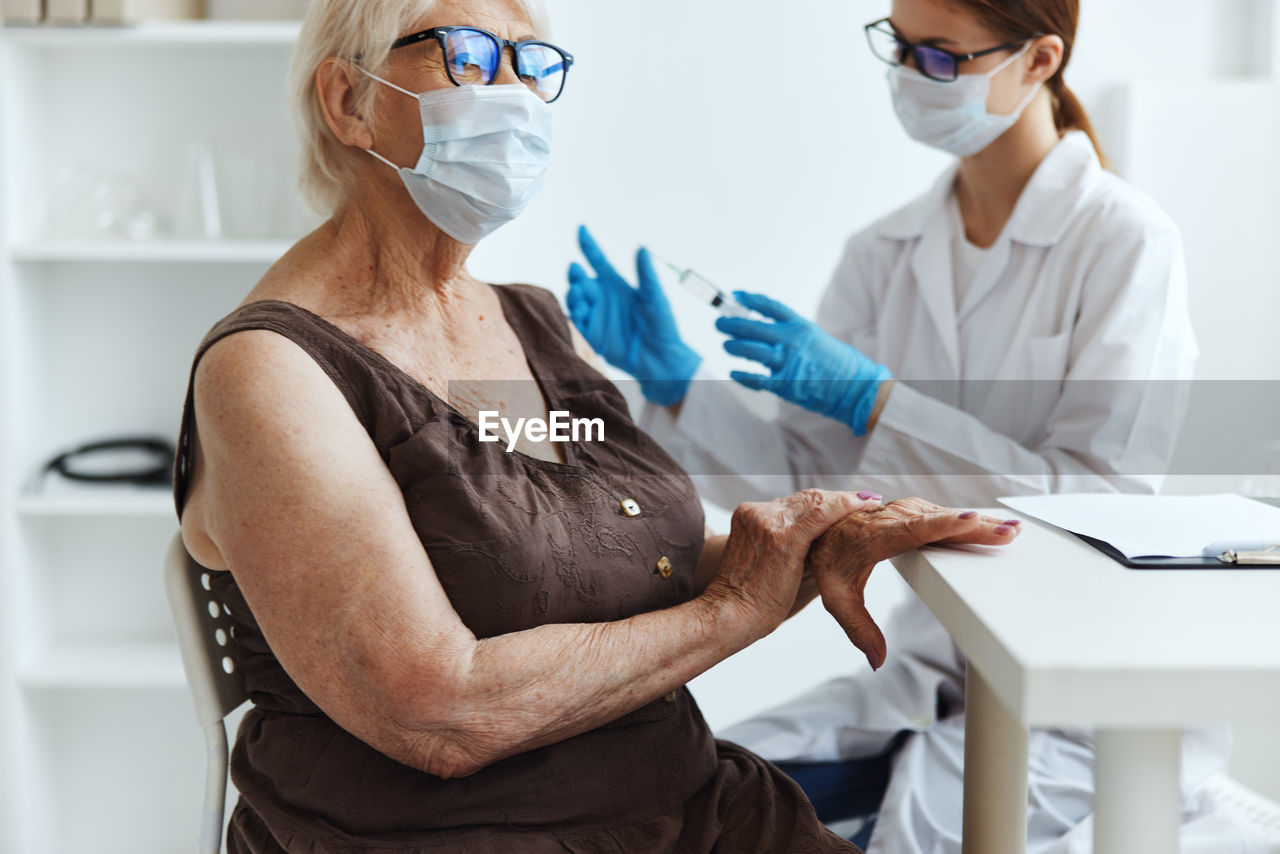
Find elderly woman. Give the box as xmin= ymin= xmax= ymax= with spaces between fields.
xmin=173 ymin=0 xmax=1018 ymax=851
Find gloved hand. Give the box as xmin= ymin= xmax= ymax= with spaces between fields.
xmin=566 ymin=225 xmax=701 ymax=406
xmin=717 ymin=291 xmax=892 ymax=437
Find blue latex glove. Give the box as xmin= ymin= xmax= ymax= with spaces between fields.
xmin=566 ymin=225 xmax=702 ymax=406
xmin=717 ymin=291 xmax=892 ymax=437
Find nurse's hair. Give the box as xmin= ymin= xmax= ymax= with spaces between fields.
xmin=289 ymin=0 xmax=552 ymax=213
xmin=953 ymin=0 xmax=1110 ymax=170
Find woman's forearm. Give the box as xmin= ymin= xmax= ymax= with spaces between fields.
xmin=391 ymin=590 xmax=756 ymax=778
xmin=375 ymin=492 xmax=868 ymax=779
xmin=694 ymin=531 xmax=727 ymax=593
xmin=788 ymin=576 xmax=820 ymax=618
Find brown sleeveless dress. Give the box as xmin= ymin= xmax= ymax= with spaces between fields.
xmin=174 ymin=284 xmax=859 ymax=854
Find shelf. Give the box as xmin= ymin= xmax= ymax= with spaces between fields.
xmin=19 ymin=641 xmax=186 ymax=690
xmin=9 ymin=239 xmax=292 ymax=264
xmin=0 ymin=20 xmax=300 ymax=48
xmin=1 ymin=19 xmax=296 ymax=851
xmin=17 ymin=489 xmax=175 ymax=519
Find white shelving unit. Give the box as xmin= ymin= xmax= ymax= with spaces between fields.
xmin=0 ymin=21 xmax=306 ymax=854
xmin=16 ymin=487 xmax=180 ymax=519
xmin=19 ymin=642 xmax=186 ymax=690
xmin=9 ymin=239 xmax=295 ymax=264
xmin=2 ymin=20 xmax=302 ymax=47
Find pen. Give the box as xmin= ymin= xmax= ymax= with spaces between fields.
xmin=1201 ymin=541 xmax=1280 ymax=564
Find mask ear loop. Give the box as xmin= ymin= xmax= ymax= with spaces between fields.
xmin=356 ymin=65 xmax=418 ymax=98
xmin=354 ymin=65 xmax=419 ymax=170
xmin=987 ymin=40 xmax=1033 ymax=77
xmin=988 ymin=41 xmax=1043 ymax=118
xmin=366 ymin=148 xmax=401 ymax=171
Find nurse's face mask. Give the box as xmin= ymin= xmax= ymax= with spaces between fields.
xmin=357 ymin=26 xmax=573 ymax=244
xmin=866 ymin=17 xmax=1042 ymax=158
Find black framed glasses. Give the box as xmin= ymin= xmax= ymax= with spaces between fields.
xmin=864 ymin=17 xmax=1027 ymax=82
xmin=392 ymin=25 xmax=575 ymax=103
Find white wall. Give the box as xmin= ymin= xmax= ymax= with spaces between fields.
xmin=472 ymin=0 xmax=1279 ymax=342
xmin=468 ymin=0 xmax=1280 ymax=798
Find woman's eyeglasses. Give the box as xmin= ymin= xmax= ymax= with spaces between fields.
xmin=392 ymin=25 xmax=575 ymax=103
xmin=864 ymin=17 xmax=1026 ymax=82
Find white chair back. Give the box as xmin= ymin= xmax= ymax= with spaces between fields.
xmin=164 ymin=532 xmax=248 ymax=854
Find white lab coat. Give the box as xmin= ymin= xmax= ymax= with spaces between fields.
xmin=642 ymin=132 xmax=1268 ymax=853
xmin=642 ymin=131 xmax=1196 ymax=506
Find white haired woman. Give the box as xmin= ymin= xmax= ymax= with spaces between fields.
xmin=173 ymin=0 xmax=1019 ymax=850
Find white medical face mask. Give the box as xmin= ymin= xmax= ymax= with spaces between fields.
xmin=888 ymin=43 xmax=1040 ymax=158
xmin=361 ymin=70 xmax=553 ymax=244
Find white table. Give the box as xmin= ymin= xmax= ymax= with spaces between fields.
xmin=890 ymin=514 xmax=1280 ymax=854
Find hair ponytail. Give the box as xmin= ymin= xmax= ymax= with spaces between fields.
xmin=1048 ymin=75 xmax=1111 ymax=170
xmin=955 ymin=0 xmax=1111 ymax=170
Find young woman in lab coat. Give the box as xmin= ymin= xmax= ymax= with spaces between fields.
xmin=566 ymin=0 xmax=1270 ymax=851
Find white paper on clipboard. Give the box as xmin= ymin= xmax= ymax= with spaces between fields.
xmin=997 ymin=494 xmax=1280 ymax=560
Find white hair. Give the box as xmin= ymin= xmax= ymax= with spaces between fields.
xmin=290 ymin=0 xmax=551 ymax=213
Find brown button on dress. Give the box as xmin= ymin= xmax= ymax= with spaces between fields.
xmin=174 ymin=284 xmax=860 ymax=854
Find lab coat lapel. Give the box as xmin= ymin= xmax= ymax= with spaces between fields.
xmin=909 ymin=207 xmax=962 ymax=377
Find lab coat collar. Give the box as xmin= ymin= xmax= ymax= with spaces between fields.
xmin=877 ymin=130 xmax=1100 ymax=248
xmin=1001 ymin=131 xmax=1099 ymax=247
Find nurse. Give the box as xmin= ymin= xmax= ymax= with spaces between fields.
xmin=566 ymin=0 xmax=1269 ymax=852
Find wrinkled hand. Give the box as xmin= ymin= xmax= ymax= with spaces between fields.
xmin=705 ymin=490 xmax=883 ymax=642
xmin=566 ymin=225 xmax=701 ymax=406
xmin=718 ymin=292 xmax=893 ymax=437
xmin=807 ymin=498 xmax=1021 ymax=670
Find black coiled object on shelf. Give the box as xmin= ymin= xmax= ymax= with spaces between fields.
xmin=44 ymin=437 xmax=176 ymax=487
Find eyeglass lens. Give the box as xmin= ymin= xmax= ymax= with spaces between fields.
xmin=441 ymin=28 xmax=567 ymax=101
xmin=516 ymin=43 xmax=568 ymax=101
xmin=912 ymin=46 xmax=959 ymax=81
xmin=866 ymin=23 xmax=959 ymax=81
xmin=442 ymin=28 xmax=499 ymax=85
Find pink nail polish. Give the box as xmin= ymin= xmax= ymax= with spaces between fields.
xmin=858 ymin=491 xmax=882 ymax=502
xmin=1004 ymin=520 xmax=1022 ymax=527
xmin=996 ymin=525 xmax=1013 ymax=536
xmin=959 ymin=511 xmax=978 ymax=520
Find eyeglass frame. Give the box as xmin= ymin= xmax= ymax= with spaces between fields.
xmin=390 ymin=25 xmax=576 ymax=102
xmin=864 ymin=17 xmax=1033 ymax=82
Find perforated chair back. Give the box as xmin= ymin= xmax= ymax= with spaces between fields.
xmin=164 ymin=532 xmax=249 ymax=854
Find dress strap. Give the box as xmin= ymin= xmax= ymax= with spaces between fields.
xmin=491 ymin=283 xmax=579 ymax=377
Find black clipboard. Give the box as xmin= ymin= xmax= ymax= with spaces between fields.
xmin=1072 ymin=532 xmax=1280 ymax=570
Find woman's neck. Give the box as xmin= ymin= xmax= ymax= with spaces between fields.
xmin=954 ymin=90 xmax=1062 ymax=248
xmin=322 ymin=180 xmax=480 ymax=320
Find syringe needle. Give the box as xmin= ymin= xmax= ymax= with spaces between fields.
xmin=649 ymin=250 xmax=751 ymax=318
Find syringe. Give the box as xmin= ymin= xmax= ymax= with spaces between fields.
xmin=651 ymin=254 xmax=752 ymax=319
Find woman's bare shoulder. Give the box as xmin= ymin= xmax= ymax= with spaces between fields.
xmin=183 ymin=327 xmax=353 ymax=562
xmin=195 ymin=325 xmax=325 ymax=402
